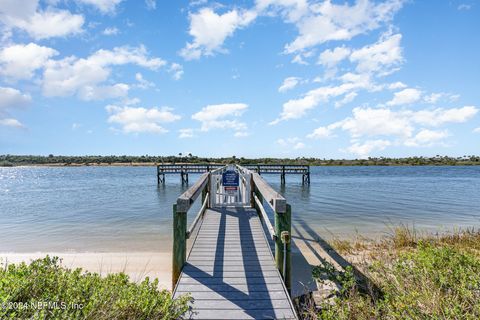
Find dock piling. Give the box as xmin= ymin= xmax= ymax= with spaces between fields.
xmin=172 ymin=204 xmax=186 ymax=289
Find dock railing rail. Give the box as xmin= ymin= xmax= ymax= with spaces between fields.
xmin=158 ymin=163 xmax=310 ymax=184
xmin=172 ymin=165 xmax=292 ymax=293
xmin=242 ymin=165 xmax=292 ymax=293
xmin=172 ymin=171 xmax=212 ymax=288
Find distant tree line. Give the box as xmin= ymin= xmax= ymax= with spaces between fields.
xmin=1 ymin=154 xmax=480 ymax=166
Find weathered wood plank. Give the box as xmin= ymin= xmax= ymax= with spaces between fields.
xmin=188 ymin=308 xmax=295 ymax=320
xmin=252 ymin=173 xmax=286 ymax=213
xmin=188 ymin=251 xmax=272 ymax=258
xmin=175 ymin=290 xmax=288 ymax=300
xmin=174 ymin=207 xmax=297 ymax=319
xmin=186 ymin=260 xmax=276 ymax=267
xmin=177 ymin=172 xmax=209 ymax=212
xmin=187 ymin=256 xmax=272 ymax=261
xmin=190 ymin=248 xmax=271 ymax=254
xmin=182 ymin=271 xmax=280 ymax=278
xmin=180 ymin=276 xmax=283 ymax=285
xmin=175 ymin=283 xmax=286 ymax=293
xmin=191 ymin=298 xmax=292 ymax=310
xmin=182 ymin=264 xmax=277 ymax=272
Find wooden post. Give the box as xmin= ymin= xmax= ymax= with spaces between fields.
xmin=157 ymin=166 xmax=160 ymax=185
xmin=275 ymin=203 xmax=291 ymax=294
xmin=250 ymin=175 xmax=255 ymax=208
xmin=281 ymin=165 xmax=285 ymax=184
xmin=172 ymin=204 xmax=187 ymax=289
xmin=201 ymin=174 xmax=209 ymax=206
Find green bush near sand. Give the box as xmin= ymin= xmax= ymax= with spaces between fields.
xmin=311 ymin=229 xmax=480 ymax=320
xmin=0 ymin=256 xmax=191 ymax=319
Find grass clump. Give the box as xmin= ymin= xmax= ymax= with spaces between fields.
xmin=0 ymin=256 xmax=191 ymax=320
xmin=310 ymin=228 xmax=480 ymax=320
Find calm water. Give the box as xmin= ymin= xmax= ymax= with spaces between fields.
xmin=1 ymin=166 xmax=479 ymax=252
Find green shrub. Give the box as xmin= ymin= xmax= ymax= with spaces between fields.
xmin=0 ymin=256 xmax=191 ymax=320
xmin=315 ymin=240 xmax=480 ymax=319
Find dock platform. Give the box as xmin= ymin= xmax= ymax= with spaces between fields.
xmin=173 ymin=207 xmax=296 ymax=319
xmin=171 ymin=165 xmax=298 ymax=319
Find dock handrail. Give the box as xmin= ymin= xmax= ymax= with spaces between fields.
xmin=247 ymin=169 xmax=292 ymax=293
xmin=253 ymin=193 xmax=276 ymax=241
xmin=172 ymin=171 xmax=213 ymax=288
xmin=186 ymin=192 xmax=209 ymax=239
xmin=251 ymin=172 xmax=286 ymax=213
xmin=176 ymin=172 xmax=209 ymax=212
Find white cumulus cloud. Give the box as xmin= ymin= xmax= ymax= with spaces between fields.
xmin=404 ymin=129 xmax=449 ymax=147
xmin=0 ymin=87 xmax=31 ymax=129
xmin=278 ymin=77 xmax=301 ymax=92
xmin=106 ymin=104 xmax=180 ymax=134
xmin=345 ymin=139 xmax=391 ymax=158
xmin=102 ymin=27 xmax=119 ymax=35
xmin=411 ymin=106 xmax=478 ymax=127
xmin=0 ymin=43 xmax=58 ymax=80
xmin=169 ymin=63 xmax=184 ymax=80
xmin=42 ymin=45 xmax=166 ymax=100
xmin=271 ymin=72 xmax=374 ymax=124
xmin=0 ymin=0 xmax=84 ymax=40
xmin=0 ymin=118 xmax=23 ymax=128
xmin=0 ymin=87 xmax=31 ymax=112
xmin=179 ymin=128 xmax=194 ymax=138
xmin=192 ymin=103 xmax=248 ymax=136
xmin=284 ymin=0 xmax=404 ymax=53
xmin=307 ymin=105 xmax=478 ymax=156
xmin=318 ymin=46 xmax=351 ymax=68
xmin=277 ymin=137 xmax=306 ymax=150
xmin=180 ymin=8 xmax=257 ymax=60
xmin=350 ymin=33 xmax=403 ymax=75
xmin=386 ymin=88 xmax=422 ymax=106
xmin=76 ymin=0 xmax=123 ymax=14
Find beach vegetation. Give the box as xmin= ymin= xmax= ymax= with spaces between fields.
xmin=0 ymin=256 xmax=191 ymax=320
xmin=304 ymin=228 xmax=480 ymax=320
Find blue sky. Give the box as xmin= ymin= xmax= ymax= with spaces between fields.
xmin=0 ymin=0 xmax=479 ymax=158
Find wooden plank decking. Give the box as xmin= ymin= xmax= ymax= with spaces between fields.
xmin=174 ymin=207 xmax=297 ymax=320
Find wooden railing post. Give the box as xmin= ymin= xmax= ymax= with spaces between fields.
xmin=201 ymin=174 xmax=210 ymax=207
xmin=275 ymin=203 xmax=291 ymax=294
xmin=172 ymin=203 xmax=187 ymax=289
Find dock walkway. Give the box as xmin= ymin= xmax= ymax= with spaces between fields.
xmin=171 ymin=165 xmax=298 ymax=319
xmin=174 ymin=207 xmax=296 ymax=319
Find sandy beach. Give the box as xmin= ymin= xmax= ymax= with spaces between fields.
xmin=0 ymin=252 xmax=173 ymax=290
xmin=0 ymin=237 xmax=323 ymax=298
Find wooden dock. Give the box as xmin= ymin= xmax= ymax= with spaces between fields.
xmin=173 ymin=207 xmax=296 ymax=319
xmin=157 ymin=163 xmax=310 ymax=184
xmin=171 ymin=165 xmax=298 ymax=319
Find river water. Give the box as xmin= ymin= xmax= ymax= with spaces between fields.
xmin=1 ymin=166 xmax=479 ymax=252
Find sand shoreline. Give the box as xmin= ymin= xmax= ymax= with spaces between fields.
xmin=0 ymin=251 xmax=172 ymax=290
xmin=0 ymin=240 xmax=321 ymax=297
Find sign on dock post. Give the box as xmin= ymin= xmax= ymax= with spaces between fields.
xmin=222 ymin=170 xmax=239 ymax=194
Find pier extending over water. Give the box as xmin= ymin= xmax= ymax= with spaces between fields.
xmin=157 ymin=163 xmax=310 ymax=184
xmin=172 ymin=165 xmax=298 ymax=319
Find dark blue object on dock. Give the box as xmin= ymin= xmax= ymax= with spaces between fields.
xmin=222 ymin=170 xmax=239 ymax=187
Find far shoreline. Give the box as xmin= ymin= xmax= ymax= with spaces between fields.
xmin=2 ymin=155 xmax=480 ymax=167
xmin=2 ymin=162 xmax=480 ymax=168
